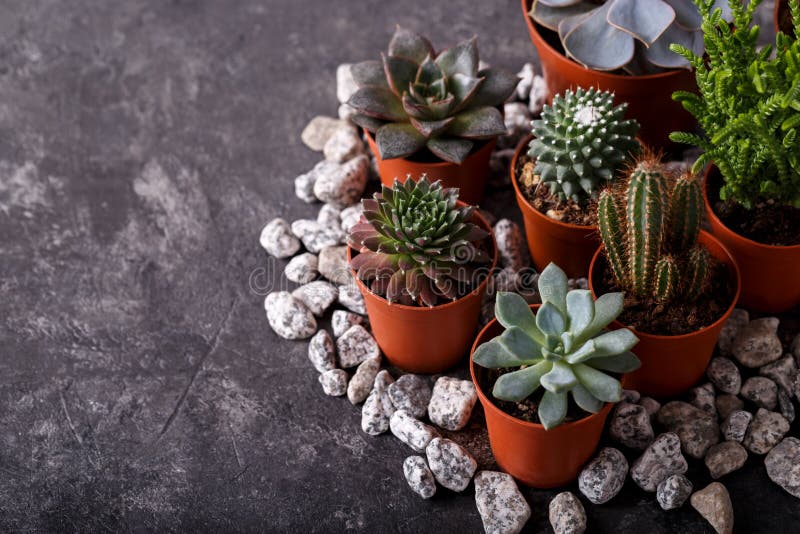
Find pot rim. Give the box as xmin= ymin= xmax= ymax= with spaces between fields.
xmin=587 ymin=229 xmax=742 ymax=341
xmin=469 ymin=303 xmax=615 ymax=432
xmin=702 ymin=164 xmax=800 ymax=251
xmin=364 ymin=128 xmax=496 ymax=170
xmin=346 ymin=203 xmax=498 ymax=312
xmin=521 ymin=0 xmax=692 ymax=83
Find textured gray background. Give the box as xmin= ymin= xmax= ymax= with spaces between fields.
xmin=1 ymin=0 xmax=797 ymax=532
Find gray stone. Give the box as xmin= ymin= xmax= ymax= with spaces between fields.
xmin=347 ymin=357 xmax=380 ymax=404
xmin=743 ymin=408 xmax=790 ymax=455
xmin=316 ymin=203 xmax=341 ymax=227
xmin=323 ymin=125 xmax=363 ymax=163
xmin=291 ymin=281 xmax=338 ymax=317
xmin=493 ymin=219 xmax=528 ymax=272
xmin=318 ymin=369 xmax=348 ymax=396
xmin=503 ymin=102 xmax=531 ymax=137
xmin=656 ymin=474 xmax=693 ymax=510
xmin=707 ymin=357 xmax=742 ymax=395
xmin=792 ymin=333 xmax=800 ymax=365
xmin=715 ymin=395 xmax=745 ymax=421
xmin=492 ymin=267 xmax=521 ymax=293
xmin=336 ymin=324 xmax=379 ymax=368
xmin=313 ymin=154 xmax=368 ymax=207
xmin=284 ymin=252 xmax=318 ymax=284
xmin=717 ymin=308 xmax=749 ymax=356
xmin=639 ymin=397 xmax=661 ymax=419
xmin=548 ymin=491 xmax=586 ymax=534
xmin=388 ymin=374 xmax=432 ymax=419
xmin=688 ymin=383 xmax=717 ymax=416
xmin=336 ymin=63 xmax=357 ymax=104
xmin=621 ymin=389 xmax=641 ymax=403
xmin=318 ymin=245 xmax=351 ymax=285
xmin=428 ymin=377 xmax=478 ymax=431
xmin=331 ymin=309 xmax=366 ymax=338
xmin=426 ymin=438 xmax=477 ymax=492
xmin=740 ymin=376 xmax=778 ymax=410
xmin=264 ymin=291 xmax=317 ymax=340
xmin=630 ymin=433 xmax=688 ymax=492
xmin=778 ymin=388 xmax=795 ymax=423
xmin=338 ymin=102 xmax=357 ymax=121
xmin=705 ymin=441 xmax=747 ymax=479
xmin=339 ymin=203 xmax=364 ymax=234
xmin=291 ymin=218 xmax=343 ymax=254
xmin=529 ymin=74 xmax=547 ymax=115
xmin=760 ymin=355 xmax=797 ymax=395
xmin=390 ymin=410 xmax=439 ymax=453
xmin=403 ymin=456 xmax=436 ymax=499
xmin=338 ymin=282 xmax=366 ymax=314
xmin=657 ymin=401 xmax=719 ymax=459
xmin=294 ymin=171 xmax=317 ymax=203
xmin=578 ymin=447 xmax=628 ymax=504
xmin=690 ymin=482 xmax=734 ymax=534
xmin=361 ymin=370 xmax=395 ymax=436
xmin=609 ymin=402 xmax=654 ymax=450
xmin=301 ymin=116 xmax=347 ymax=151
xmin=474 ymin=471 xmax=531 ymax=534
xmin=765 ymin=437 xmax=800 ymax=499
xmin=259 ymin=218 xmax=301 ymax=258
xmin=308 ymin=330 xmax=335 ymax=373
xmin=732 ymin=317 xmax=783 ymax=368
xmin=515 ymin=63 xmax=535 ymax=100
xmin=721 ymin=410 xmax=752 ymax=443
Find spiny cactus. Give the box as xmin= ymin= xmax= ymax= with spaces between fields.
xmin=347 ymin=26 xmax=518 ymax=164
xmin=597 ymin=158 xmax=709 ymax=303
xmin=348 ymin=176 xmax=491 ymax=307
xmin=527 ymin=88 xmax=640 ymax=201
xmin=473 ymin=263 xmax=640 ymax=430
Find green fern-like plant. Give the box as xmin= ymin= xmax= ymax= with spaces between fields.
xmin=669 ymin=0 xmax=800 ymax=208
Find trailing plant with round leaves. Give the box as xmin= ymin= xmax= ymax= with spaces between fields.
xmin=528 ymin=87 xmax=640 ymax=201
xmin=347 ymin=26 xmax=518 ymax=164
xmin=347 ymin=176 xmax=491 ymax=307
xmin=529 ymin=0 xmax=732 ymax=74
xmin=473 ymin=263 xmax=640 ymax=430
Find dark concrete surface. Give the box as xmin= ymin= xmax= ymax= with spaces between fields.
xmin=1 ymin=0 xmax=798 ymax=532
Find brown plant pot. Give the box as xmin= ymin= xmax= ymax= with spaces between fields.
xmin=347 ymin=207 xmax=497 ymax=374
xmin=521 ymin=0 xmax=696 ymax=149
xmin=364 ymin=130 xmax=494 ymax=206
xmin=470 ymin=305 xmax=615 ymax=488
xmin=776 ymin=0 xmax=795 ymax=36
xmin=702 ymin=166 xmax=800 ymax=313
xmin=588 ymin=231 xmax=741 ymax=398
xmin=511 ymin=134 xmax=600 ymax=278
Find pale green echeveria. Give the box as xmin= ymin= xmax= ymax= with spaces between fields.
xmin=472 ymin=262 xmax=640 ymax=430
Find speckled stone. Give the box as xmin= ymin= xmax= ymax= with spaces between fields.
xmin=316 ymin=203 xmax=341 ymax=227
xmin=361 ymin=370 xmax=395 ymax=436
xmin=264 ymin=291 xmax=317 ymax=340
xmin=313 ymin=154 xmax=368 ymax=208
xmin=741 ymin=376 xmax=778 ymax=410
xmin=715 ymin=395 xmax=745 ymax=421
xmin=388 ymin=374 xmax=432 ymax=419
xmin=656 ymin=474 xmax=693 ymax=510
xmin=339 ymin=203 xmax=364 ymax=234
xmin=403 ymin=456 xmax=436 ymax=499
xmin=291 ymin=218 xmax=343 ymax=254
xmin=707 ymin=357 xmax=742 ymax=395
xmin=743 ymin=408 xmax=790 ymax=455
xmin=717 ymin=308 xmax=749 ymax=356
xmin=301 ymin=115 xmax=346 ymax=151
xmin=721 ymin=410 xmax=752 ymax=443
xmin=284 ymin=252 xmax=319 ymax=284
xmin=778 ymin=389 xmax=795 ymax=423
xmin=515 ymin=63 xmax=535 ymax=100
xmin=260 ymin=218 xmax=301 ymax=258
xmin=294 ymin=171 xmax=317 ymax=203
xmin=529 ymin=74 xmax=547 ymax=115
xmin=323 ymin=125 xmax=363 ymax=163
xmin=760 ymin=355 xmax=797 ymax=395
xmin=318 ymin=369 xmax=348 ymax=396
xmin=690 ymin=482 xmax=734 ymax=534
xmin=474 ymin=470 xmax=531 ymax=534
xmin=631 ymin=433 xmax=689 ymax=492
xmin=705 ymin=441 xmax=747 ymax=479
xmin=503 ymin=102 xmax=531 ymax=137
xmin=307 ymin=329 xmax=335 ymax=373
xmin=621 ymin=389 xmax=641 ymax=403
xmin=765 ymin=437 xmax=800 ymax=499
xmin=390 ymin=410 xmax=439 ymax=453
xmin=578 ymin=447 xmax=628 ymax=504
xmin=493 ymin=219 xmax=527 ymax=272
xmin=732 ymin=317 xmax=783 ymax=368
xmin=318 ymin=245 xmax=351 ymax=285
xmin=338 ymin=102 xmax=357 ymax=120
xmin=331 ymin=309 xmax=366 ymax=338
xmin=639 ymin=397 xmax=661 ymax=420
xmin=428 ymin=377 xmax=478 ymax=431
xmin=609 ymin=402 xmax=654 ymax=450
xmin=338 ymin=282 xmax=366 ymax=314
xmin=657 ymin=401 xmax=719 ymax=460
xmin=347 ymin=357 xmax=380 ymax=404
xmin=426 ymin=437 xmax=477 ymax=492
xmin=336 ymin=324 xmax=379 ymax=368
xmin=291 ymin=281 xmax=338 ymax=317
xmin=336 ymin=63 xmax=357 ymax=103
xmin=548 ymin=491 xmax=586 ymax=534
xmin=688 ymin=383 xmax=716 ymax=416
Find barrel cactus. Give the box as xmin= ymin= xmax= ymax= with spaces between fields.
xmin=597 ymin=157 xmax=708 ymax=303
xmin=527 ymin=87 xmax=640 ymax=201
xmin=348 ymin=176 xmax=492 ymax=306
xmin=347 ymin=26 xmax=518 ymax=163
xmin=473 ymin=263 xmax=640 ymax=430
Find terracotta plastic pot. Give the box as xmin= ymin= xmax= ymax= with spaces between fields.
xmin=588 ymin=231 xmax=741 ymax=398
xmin=348 ymin=208 xmax=497 ymax=374
xmin=702 ymin=166 xmax=800 ymax=313
xmin=511 ymin=134 xmax=599 ymax=278
xmin=470 ymin=305 xmax=614 ymax=488
xmin=521 ymin=0 xmax=696 ymax=149
xmin=776 ymin=0 xmax=794 ymax=36
xmin=364 ymin=130 xmax=494 ymax=206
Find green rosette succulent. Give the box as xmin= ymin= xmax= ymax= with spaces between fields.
xmin=347 ymin=176 xmax=491 ymax=307
xmin=347 ymin=26 xmax=519 ymax=164
xmin=473 ymin=263 xmax=640 ymax=430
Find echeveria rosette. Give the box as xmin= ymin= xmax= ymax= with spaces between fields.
xmin=347 ymin=26 xmax=519 ymax=164
xmin=473 ymin=263 xmax=640 ymax=430
xmin=348 ymin=176 xmax=491 ymax=307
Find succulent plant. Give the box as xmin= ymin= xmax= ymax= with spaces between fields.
xmin=347 ymin=26 xmax=518 ymax=164
xmin=527 ymin=87 xmax=641 ymax=201
xmin=597 ymin=157 xmax=708 ymax=303
xmin=529 ymin=0 xmax=732 ymax=74
xmin=347 ymin=176 xmax=492 ymax=306
xmin=473 ymin=263 xmax=640 ymax=430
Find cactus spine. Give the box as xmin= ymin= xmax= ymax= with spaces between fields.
xmin=625 ymin=166 xmax=667 ymax=297
xmin=684 ymin=247 xmax=710 ymax=301
xmin=669 ymin=174 xmax=703 ymax=253
xmin=597 ymin=190 xmax=626 ymax=286
xmin=654 ymin=257 xmax=679 ymax=304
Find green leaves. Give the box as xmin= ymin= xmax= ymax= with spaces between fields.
xmin=492 ymin=361 xmax=552 ymax=402
xmin=446 ymin=107 xmax=506 ymax=139
xmin=349 ymin=86 xmax=405 ymax=121
xmin=539 ymin=390 xmax=568 ymax=430
xmin=538 ymin=262 xmax=569 ymax=315
xmin=375 ymin=123 xmax=427 ymax=160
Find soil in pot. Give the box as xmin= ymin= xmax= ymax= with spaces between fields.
xmin=516 ymin=156 xmax=598 ymax=227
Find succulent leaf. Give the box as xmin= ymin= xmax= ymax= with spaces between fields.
xmin=539 ymin=390 xmax=569 ymax=430
xmin=351 ymin=60 xmax=390 ymax=87
xmin=348 ymin=86 xmax=406 ymax=121
xmin=446 ymin=107 xmax=506 ymax=139
xmin=563 ymin=2 xmax=635 ymax=71
xmin=586 ymin=350 xmax=641 ymax=373
xmin=382 ymin=54 xmax=419 ymax=95
xmin=573 ymin=363 xmax=623 ymax=403
xmin=571 ymin=383 xmax=605 ymax=413
xmin=469 ymin=68 xmax=521 ymax=108
xmin=427 ymin=137 xmax=474 ymax=164
xmin=376 ymin=123 xmax=427 ymax=160
xmin=607 ymin=0 xmax=675 ymax=46
xmin=492 ymin=361 xmax=552 ymax=402
xmin=435 ymin=37 xmax=479 ymax=77
xmin=388 ymin=26 xmax=434 ymax=63
xmin=537 ymin=262 xmax=569 ymax=315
